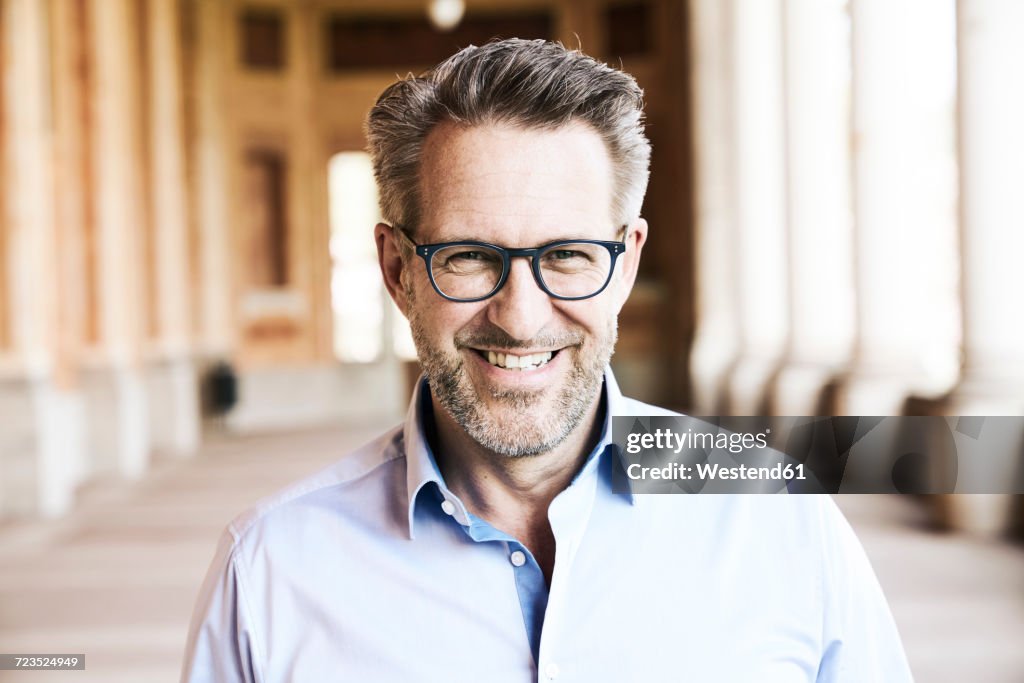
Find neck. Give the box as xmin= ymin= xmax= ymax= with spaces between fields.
xmin=428 ymin=388 xmax=605 ymax=580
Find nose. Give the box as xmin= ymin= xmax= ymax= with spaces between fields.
xmin=485 ymin=257 xmax=554 ymax=342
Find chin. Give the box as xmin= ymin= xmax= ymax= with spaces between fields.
xmin=466 ymin=421 xmax=570 ymax=458
xmin=462 ymin=386 xmax=592 ymax=458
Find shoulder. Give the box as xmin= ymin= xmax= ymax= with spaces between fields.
xmin=182 ymin=424 xmax=414 ymax=679
xmin=223 ymin=425 xmax=407 ymax=552
xmin=642 ymin=490 xmax=844 ymax=540
xmin=632 ymin=492 xmax=856 ymax=586
xmin=613 ymin=395 xmax=682 ymax=417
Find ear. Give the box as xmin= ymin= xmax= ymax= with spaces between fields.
xmin=375 ymin=223 xmax=410 ymax=316
xmin=613 ymin=217 xmax=648 ymax=312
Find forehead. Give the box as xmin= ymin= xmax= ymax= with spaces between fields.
xmin=417 ymin=120 xmax=616 ymax=244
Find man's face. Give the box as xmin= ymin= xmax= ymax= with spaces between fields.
xmin=379 ymin=121 xmax=646 ymax=457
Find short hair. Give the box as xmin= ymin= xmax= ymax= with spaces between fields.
xmin=365 ymin=38 xmax=650 ymax=232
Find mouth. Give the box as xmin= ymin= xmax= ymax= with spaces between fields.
xmin=471 ymin=348 xmax=560 ymax=371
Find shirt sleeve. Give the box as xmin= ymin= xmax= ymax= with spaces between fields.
xmin=180 ymin=530 xmax=263 ymax=683
xmin=816 ymin=498 xmax=915 ymax=682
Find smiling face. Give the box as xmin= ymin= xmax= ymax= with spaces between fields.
xmin=379 ymin=121 xmax=646 ymax=457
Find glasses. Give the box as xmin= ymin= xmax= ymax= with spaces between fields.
xmin=394 ymin=227 xmax=628 ymax=302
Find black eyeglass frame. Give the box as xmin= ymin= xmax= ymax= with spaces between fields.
xmin=393 ymin=227 xmax=629 ymax=303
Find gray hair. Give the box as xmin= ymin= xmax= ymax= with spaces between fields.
xmin=365 ymin=38 xmax=650 ymax=232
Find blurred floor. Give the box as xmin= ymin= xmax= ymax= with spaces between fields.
xmin=1 ymin=425 xmax=1023 ymax=682
xmin=0 ymin=421 xmax=394 ymax=683
xmin=832 ymin=495 xmax=1024 ymax=683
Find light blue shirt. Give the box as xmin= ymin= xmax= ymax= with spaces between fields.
xmin=181 ymin=370 xmax=913 ymax=682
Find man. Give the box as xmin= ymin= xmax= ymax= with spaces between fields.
xmin=182 ymin=39 xmax=912 ymax=682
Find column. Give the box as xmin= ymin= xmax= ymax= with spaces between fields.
xmin=82 ymin=0 xmax=150 ymax=479
xmin=723 ymin=0 xmax=790 ymax=414
xmin=951 ymin=0 xmax=1024 ymax=410
xmin=686 ymin=0 xmax=741 ymax=414
xmin=770 ymin=0 xmax=856 ymax=415
xmin=145 ymin=0 xmax=201 ymax=456
xmin=0 ymin=0 xmax=84 ymax=517
xmin=50 ymin=0 xmax=97 ymax=496
xmin=835 ymin=0 xmax=960 ymax=415
xmin=194 ymin=0 xmax=235 ymax=356
xmin=289 ymin=0 xmax=322 ymax=362
xmin=941 ymin=0 xmax=1024 ymax=534
xmin=295 ymin=2 xmax=335 ymax=365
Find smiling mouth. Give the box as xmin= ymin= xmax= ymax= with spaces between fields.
xmin=473 ymin=349 xmax=558 ymax=371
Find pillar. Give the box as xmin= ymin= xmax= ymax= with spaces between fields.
xmin=0 ymin=0 xmax=84 ymax=517
xmin=951 ymin=0 xmax=1024 ymax=410
xmin=82 ymin=0 xmax=150 ymax=479
xmin=941 ymin=0 xmax=1024 ymax=534
xmin=836 ymin=0 xmax=960 ymax=415
xmin=145 ymin=0 xmax=201 ymax=456
xmin=769 ymin=0 xmax=856 ymax=415
xmin=194 ymin=0 xmax=235 ymax=357
xmin=687 ymin=0 xmax=741 ymax=414
xmin=723 ymin=0 xmax=789 ymax=414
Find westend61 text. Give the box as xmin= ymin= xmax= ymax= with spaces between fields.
xmin=624 ymin=427 xmax=770 ymax=454
xmin=626 ymin=462 xmax=807 ymax=482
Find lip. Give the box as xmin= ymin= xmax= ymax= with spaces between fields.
xmin=464 ymin=346 xmax=566 ymax=389
xmin=469 ymin=347 xmax=562 ymax=356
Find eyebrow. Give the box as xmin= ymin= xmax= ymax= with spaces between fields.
xmin=425 ymin=228 xmax=626 ymax=245
xmin=427 ymin=235 xmax=591 ymax=245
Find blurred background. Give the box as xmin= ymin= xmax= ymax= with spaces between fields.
xmin=0 ymin=0 xmax=1022 ymax=681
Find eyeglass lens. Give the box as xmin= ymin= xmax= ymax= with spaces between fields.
xmin=429 ymin=243 xmax=613 ymax=300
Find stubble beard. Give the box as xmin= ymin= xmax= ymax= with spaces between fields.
xmin=405 ymin=284 xmax=616 ymax=458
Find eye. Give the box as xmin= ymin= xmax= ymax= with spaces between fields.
xmin=549 ymin=249 xmax=586 ymax=261
xmin=544 ymin=248 xmax=594 ymax=264
xmin=443 ymin=249 xmax=500 ymax=267
xmin=434 ymin=246 xmax=502 ymax=274
xmin=450 ymin=250 xmax=489 ymax=261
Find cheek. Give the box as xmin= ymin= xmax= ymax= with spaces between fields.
xmin=402 ymin=267 xmax=442 ymax=315
xmin=408 ymin=296 xmax=483 ymax=349
xmin=556 ymin=300 xmax=616 ymax=338
xmin=608 ymin=279 xmax=632 ymax=316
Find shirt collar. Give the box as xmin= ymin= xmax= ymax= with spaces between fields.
xmin=403 ymin=376 xmax=443 ymax=539
xmin=403 ymin=367 xmax=635 ymax=539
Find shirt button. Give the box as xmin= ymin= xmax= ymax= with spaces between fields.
xmin=509 ymin=550 xmax=527 ymax=567
xmin=545 ymin=662 xmax=560 ymax=679
xmin=440 ymin=500 xmax=455 ymax=516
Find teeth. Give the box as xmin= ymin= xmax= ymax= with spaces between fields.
xmin=483 ymin=350 xmax=554 ymax=370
